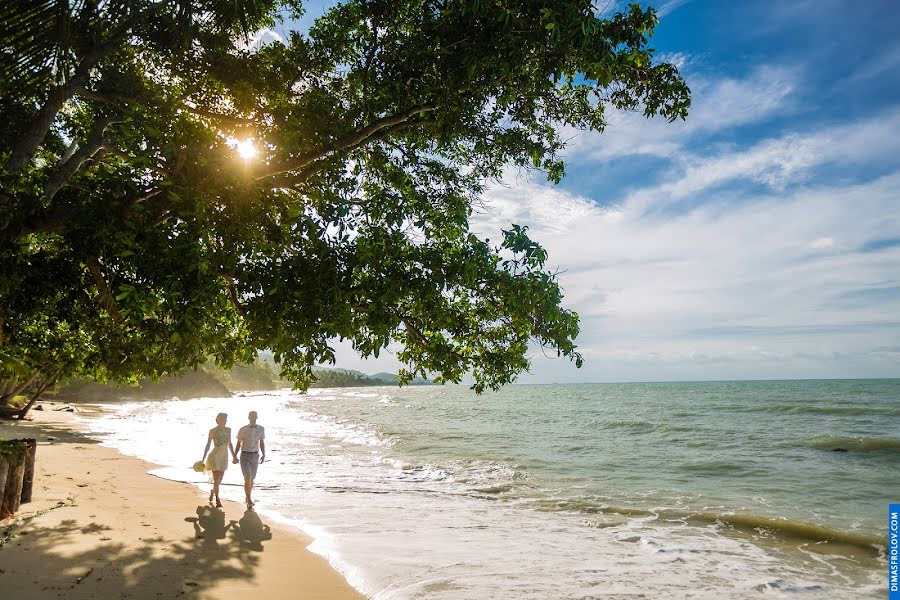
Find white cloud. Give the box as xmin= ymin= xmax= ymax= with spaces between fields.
xmin=565 ymin=65 xmax=798 ymax=161
xmin=244 ymin=28 xmax=285 ymax=50
xmin=809 ymin=237 xmax=835 ymax=250
xmin=657 ymin=0 xmax=692 ymax=18
xmin=469 ymin=159 xmax=900 ymax=381
xmin=330 ymin=165 xmax=900 ymax=382
xmin=624 ymin=108 xmax=900 ymax=213
xmin=655 ymin=51 xmax=693 ymax=71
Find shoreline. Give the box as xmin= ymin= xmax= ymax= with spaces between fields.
xmin=0 ymin=402 xmax=365 ymax=599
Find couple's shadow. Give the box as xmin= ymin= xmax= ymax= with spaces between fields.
xmin=186 ymin=505 xmax=272 ymax=551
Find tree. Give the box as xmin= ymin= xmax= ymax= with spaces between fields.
xmin=0 ymin=0 xmax=690 ymax=405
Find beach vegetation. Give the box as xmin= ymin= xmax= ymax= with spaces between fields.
xmin=0 ymin=0 xmax=690 ymax=414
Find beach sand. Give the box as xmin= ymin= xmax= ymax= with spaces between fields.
xmin=0 ymin=403 xmax=365 ymax=599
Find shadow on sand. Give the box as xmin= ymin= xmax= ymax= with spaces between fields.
xmin=2 ymin=516 xmax=263 ymax=598
xmin=186 ymin=505 xmax=273 ymax=552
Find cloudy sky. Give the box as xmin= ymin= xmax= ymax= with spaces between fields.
xmin=289 ymin=0 xmax=900 ymax=383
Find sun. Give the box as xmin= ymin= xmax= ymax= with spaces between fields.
xmin=235 ymin=138 xmax=258 ymax=160
xmin=226 ymin=136 xmax=258 ymax=160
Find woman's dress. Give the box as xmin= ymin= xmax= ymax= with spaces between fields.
xmin=205 ymin=427 xmax=230 ymax=472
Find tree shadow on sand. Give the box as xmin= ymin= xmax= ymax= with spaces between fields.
xmin=0 ymin=514 xmax=264 ymax=598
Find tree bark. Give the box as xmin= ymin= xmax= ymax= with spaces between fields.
xmin=7 ymin=74 xmax=88 ymax=171
xmin=255 ymin=104 xmax=437 ymax=182
xmin=0 ymin=376 xmax=18 ymax=397
xmin=20 ymin=439 xmax=37 ymax=504
xmin=265 ymin=115 xmax=436 ymax=188
xmin=1 ymin=444 xmax=26 ymax=518
xmin=43 ymin=113 xmax=120 ymax=201
xmin=0 ymin=457 xmax=8 ymax=517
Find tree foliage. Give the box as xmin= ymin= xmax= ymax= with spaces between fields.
xmin=0 ymin=0 xmax=690 ymax=401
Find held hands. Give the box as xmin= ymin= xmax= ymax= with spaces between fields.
xmin=232 ymin=456 xmax=239 ymax=464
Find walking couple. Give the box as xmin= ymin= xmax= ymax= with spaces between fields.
xmin=200 ymin=410 xmax=266 ymax=509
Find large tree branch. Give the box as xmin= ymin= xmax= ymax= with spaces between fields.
xmin=87 ymin=258 xmax=122 ymax=322
xmin=44 ymin=113 xmax=121 ymax=201
xmin=12 ymin=186 xmax=162 ymax=239
xmin=7 ymin=13 xmax=141 ymax=172
xmin=220 ymin=272 xmax=245 ymax=316
xmin=264 ymin=114 xmax=437 ymax=188
xmin=255 ymin=104 xmax=437 ymax=183
xmin=8 ymin=74 xmax=89 ymax=171
xmin=401 ymin=316 xmax=427 ymax=346
xmin=12 ymin=106 xmax=437 ymax=237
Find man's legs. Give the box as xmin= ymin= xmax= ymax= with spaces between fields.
xmin=239 ymin=451 xmax=258 ymax=508
xmin=243 ymin=477 xmax=253 ymax=507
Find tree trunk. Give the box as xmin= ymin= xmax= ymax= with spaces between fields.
xmin=0 ymin=371 xmax=38 ymax=405
xmin=20 ymin=439 xmax=37 ymax=504
xmin=6 ymin=76 xmax=86 ymax=171
xmin=17 ymin=368 xmax=61 ymax=420
xmin=0 ymin=442 xmax=26 ymax=518
xmin=0 ymin=457 xmax=8 ymax=516
xmin=1 ymin=376 xmax=18 ymax=397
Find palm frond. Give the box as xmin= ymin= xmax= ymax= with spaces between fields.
xmin=0 ymin=0 xmax=85 ymax=94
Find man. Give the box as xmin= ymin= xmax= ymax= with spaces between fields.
xmin=233 ymin=411 xmax=266 ymax=509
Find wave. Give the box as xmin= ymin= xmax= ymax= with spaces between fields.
xmin=600 ymin=419 xmax=655 ymax=431
xmin=532 ymin=499 xmax=653 ymax=517
xmin=809 ymin=435 xmax=900 ymax=452
xmin=675 ymin=461 xmax=755 ymax=474
xmin=528 ymin=499 xmax=884 ymax=554
xmin=768 ymin=404 xmax=900 ymax=416
xmin=678 ymin=511 xmax=885 ymax=555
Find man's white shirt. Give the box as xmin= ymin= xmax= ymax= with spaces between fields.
xmin=237 ymin=424 xmax=265 ymax=452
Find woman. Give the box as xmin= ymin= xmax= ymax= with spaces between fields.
xmin=200 ymin=412 xmax=236 ymax=508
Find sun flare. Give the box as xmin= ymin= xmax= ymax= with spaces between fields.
xmin=226 ymin=136 xmax=258 ymax=160
xmin=235 ymin=138 xmax=257 ymax=160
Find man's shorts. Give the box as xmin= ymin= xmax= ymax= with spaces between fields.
xmin=240 ymin=451 xmax=259 ymax=480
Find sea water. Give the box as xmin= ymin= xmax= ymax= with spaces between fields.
xmin=84 ymin=379 xmax=899 ymax=599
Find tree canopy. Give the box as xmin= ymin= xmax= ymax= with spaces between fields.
xmin=0 ymin=0 xmax=690 ymax=405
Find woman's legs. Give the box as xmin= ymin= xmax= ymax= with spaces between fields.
xmin=212 ymin=470 xmax=224 ymax=507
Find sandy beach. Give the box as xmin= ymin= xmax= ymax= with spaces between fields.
xmin=0 ymin=403 xmax=365 ymax=600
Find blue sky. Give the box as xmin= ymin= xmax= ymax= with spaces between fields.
xmin=275 ymin=1 xmax=900 ymax=382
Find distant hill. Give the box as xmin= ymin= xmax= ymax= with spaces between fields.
xmin=56 ymin=369 xmax=233 ymax=402
xmin=312 ymin=368 xmax=432 ymax=386
xmin=309 ymin=368 xmax=388 ymax=388
xmin=371 ymin=372 xmax=398 ymax=382
xmin=55 ymin=360 xmax=432 ymax=401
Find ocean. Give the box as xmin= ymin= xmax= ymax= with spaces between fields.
xmin=84 ymin=379 xmax=899 ymax=599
